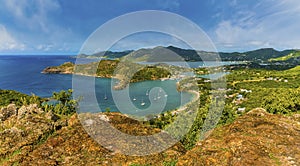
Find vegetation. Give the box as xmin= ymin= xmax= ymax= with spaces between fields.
xmin=0 ymin=90 xmax=44 ymax=108
xmin=43 ymin=60 xmax=172 ymax=85
xmin=78 ymin=50 xmax=132 ymax=59
xmin=144 ymin=63 xmax=300 ymax=150
xmin=3 ymin=62 xmax=300 ymax=165
xmin=0 ymin=89 xmax=77 ymax=117
xmin=76 ymin=46 xmax=299 ymax=62
xmin=32 ymin=58 xmax=300 ymax=152
xmin=48 ymin=89 xmax=78 ymax=116
xmin=269 ymin=50 xmax=300 ymax=61
xmin=5 ymin=46 xmax=300 ymax=164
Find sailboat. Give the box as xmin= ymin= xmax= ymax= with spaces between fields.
xmin=104 ymin=93 xmax=108 ymax=100
xmin=141 ymin=99 xmax=145 ymax=106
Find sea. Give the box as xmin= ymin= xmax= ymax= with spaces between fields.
xmin=0 ymin=55 xmax=202 ymax=114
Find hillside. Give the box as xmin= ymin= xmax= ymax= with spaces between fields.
xmin=79 ymin=46 xmax=298 ymax=62
xmin=177 ymin=108 xmax=300 ymax=165
xmin=42 ymin=59 xmax=173 ymax=89
xmin=78 ymin=50 xmax=133 ymax=59
xmin=269 ymin=50 xmax=300 ymax=62
xmin=1 ymin=94 xmax=300 ymax=165
xmin=124 ymin=47 xmax=297 ymax=62
xmin=0 ymin=104 xmax=185 ymax=165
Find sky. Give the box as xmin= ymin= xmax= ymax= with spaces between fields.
xmin=0 ymin=0 xmax=300 ymax=55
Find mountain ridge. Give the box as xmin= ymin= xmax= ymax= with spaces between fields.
xmin=79 ymin=46 xmax=298 ymax=62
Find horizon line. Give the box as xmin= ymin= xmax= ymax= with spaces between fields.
xmin=0 ymin=46 xmax=299 ymax=56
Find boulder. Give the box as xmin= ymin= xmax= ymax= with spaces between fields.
xmin=18 ymin=104 xmax=44 ymax=119
xmin=0 ymin=104 xmax=17 ymax=121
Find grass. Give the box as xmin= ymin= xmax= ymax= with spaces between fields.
xmin=268 ymin=153 xmax=282 ymax=165
xmin=163 ymin=160 xmax=178 ymax=166
xmin=269 ymin=51 xmax=300 ymax=61
xmin=0 ymin=149 xmax=22 ymax=165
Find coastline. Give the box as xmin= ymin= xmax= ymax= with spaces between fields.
xmin=42 ymin=60 xmax=173 ymax=90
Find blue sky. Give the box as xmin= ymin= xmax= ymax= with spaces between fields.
xmin=0 ymin=0 xmax=300 ymax=54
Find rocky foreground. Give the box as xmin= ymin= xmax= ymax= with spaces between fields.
xmin=1 ymin=104 xmax=300 ymax=165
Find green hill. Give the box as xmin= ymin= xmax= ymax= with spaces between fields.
xmin=77 ymin=46 xmax=299 ymax=62
xmin=122 ymin=46 xmax=297 ymax=62
xmin=269 ymin=50 xmax=300 ymax=62
xmin=220 ymin=48 xmax=294 ymax=61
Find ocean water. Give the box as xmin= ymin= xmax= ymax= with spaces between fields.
xmin=0 ymin=55 xmax=193 ymax=113
xmin=0 ymin=55 xmax=75 ymax=97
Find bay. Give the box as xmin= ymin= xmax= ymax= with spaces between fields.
xmin=0 ymin=55 xmax=193 ymax=113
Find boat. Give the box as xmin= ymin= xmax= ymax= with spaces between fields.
xmin=104 ymin=93 xmax=108 ymax=100
xmin=141 ymin=99 xmax=145 ymax=106
xmin=146 ymin=90 xmax=149 ymax=96
xmin=133 ymin=97 xmax=137 ymax=101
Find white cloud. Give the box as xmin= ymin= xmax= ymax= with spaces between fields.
xmin=0 ymin=25 xmax=25 ymax=51
xmin=214 ymin=0 xmax=300 ymax=51
xmin=4 ymin=0 xmax=60 ymax=33
xmin=156 ymin=0 xmax=180 ymax=11
xmin=36 ymin=44 xmax=54 ymax=51
xmin=1 ymin=0 xmax=80 ymax=53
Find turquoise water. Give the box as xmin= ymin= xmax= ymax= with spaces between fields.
xmin=74 ymin=76 xmax=192 ymax=114
xmin=0 ymin=55 xmax=193 ymax=113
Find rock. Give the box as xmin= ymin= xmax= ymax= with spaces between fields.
xmin=42 ymin=67 xmax=62 ymax=74
xmin=0 ymin=104 xmax=17 ymax=121
xmin=99 ymin=114 xmax=110 ymax=122
xmin=84 ymin=119 xmax=94 ymax=126
xmin=246 ymin=108 xmax=269 ymax=117
xmin=18 ymin=104 xmax=43 ymax=119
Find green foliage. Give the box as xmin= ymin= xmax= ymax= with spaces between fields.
xmin=163 ymin=160 xmax=177 ymax=166
xmin=48 ymin=89 xmax=77 ymax=116
xmin=105 ymin=107 xmax=111 ymax=113
xmin=220 ymin=48 xmax=294 ymax=61
xmin=0 ymin=90 xmax=44 ymax=108
xmin=260 ymin=88 xmax=300 ymax=114
xmin=147 ymin=111 xmax=175 ymax=129
xmin=145 ymin=65 xmax=300 ymax=151
xmin=228 ymin=67 xmax=300 ymax=114
xmin=269 ymin=51 xmax=300 ymax=62
xmin=129 ymin=164 xmax=150 ymax=166
xmin=131 ymin=66 xmax=171 ymax=82
xmin=0 ymin=89 xmax=77 ymax=116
